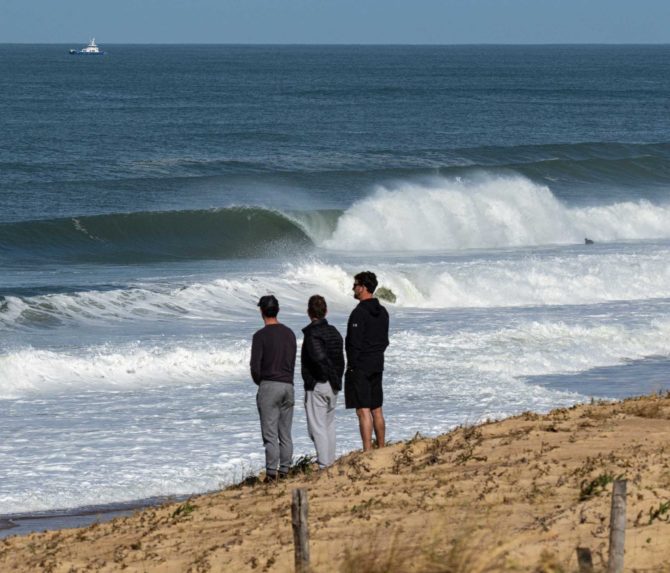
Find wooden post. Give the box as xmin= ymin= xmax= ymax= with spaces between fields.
xmin=576 ymin=547 xmax=594 ymax=573
xmin=292 ymin=488 xmax=310 ymax=573
xmin=607 ymin=479 xmax=627 ymax=573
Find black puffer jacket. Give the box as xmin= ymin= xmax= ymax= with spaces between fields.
xmin=345 ymin=298 xmax=389 ymax=373
xmin=301 ymin=318 xmax=345 ymax=392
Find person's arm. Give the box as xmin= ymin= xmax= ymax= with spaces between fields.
xmin=300 ymin=331 xmax=309 ymax=384
xmin=382 ymin=307 xmax=390 ymax=351
xmin=333 ymin=330 xmax=345 ymax=379
xmin=324 ymin=327 xmax=345 ymax=391
xmin=345 ymin=308 xmax=365 ymax=370
xmin=250 ymin=331 xmax=263 ymax=385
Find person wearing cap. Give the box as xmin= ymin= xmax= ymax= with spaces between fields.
xmin=301 ymin=294 xmax=345 ymax=469
xmin=345 ymin=271 xmax=390 ymax=452
xmin=250 ymin=295 xmax=297 ymax=480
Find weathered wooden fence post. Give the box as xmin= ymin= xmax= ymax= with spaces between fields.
xmin=607 ymin=479 xmax=627 ymax=573
xmin=576 ymin=547 xmax=594 ymax=573
xmin=292 ymin=488 xmax=310 ymax=573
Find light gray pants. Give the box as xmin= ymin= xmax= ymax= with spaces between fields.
xmin=257 ymin=381 xmax=294 ymax=476
xmin=305 ymin=383 xmax=338 ymax=468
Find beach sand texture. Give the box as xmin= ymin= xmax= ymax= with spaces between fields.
xmin=1 ymin=394 xmax=670 ymax=572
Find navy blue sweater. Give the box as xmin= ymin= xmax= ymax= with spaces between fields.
xmin=250 ymin=323 xmax=297 ymax=385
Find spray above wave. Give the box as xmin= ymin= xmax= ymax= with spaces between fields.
xmin=0 ymin=207 xmax=314 ymax=264
xmin=452 ymin=142 xmax=670 ymax=189
xmin=322 ymin=175 xmax=670 ymax=251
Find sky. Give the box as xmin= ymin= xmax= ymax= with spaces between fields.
xmin=1 ymin=0 xmax=670 ymax=45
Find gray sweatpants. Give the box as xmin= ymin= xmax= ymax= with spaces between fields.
xmin=257 ymin=380 xmax=294 ymax=476
xmin=305 ymin=383 xmax=338 ymax=468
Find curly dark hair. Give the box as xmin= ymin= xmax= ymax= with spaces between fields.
xmin=354 ymin=271 xmax=378 ymax=294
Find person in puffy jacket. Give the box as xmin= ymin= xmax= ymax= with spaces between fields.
xmin=301 ymin=295 xmax=345 ymax=468
xmin=345 ymin=271 xmax=389 ymax=451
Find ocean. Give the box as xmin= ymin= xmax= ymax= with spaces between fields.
xmin=1 ymin=44 xmax=670 ymax=519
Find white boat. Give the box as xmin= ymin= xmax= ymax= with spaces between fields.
xmin=69 ymin=38 xmax=106 ymax=56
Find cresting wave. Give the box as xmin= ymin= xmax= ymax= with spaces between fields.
xmin=0 ymin=278 xmax=260 ymax=329
xmin=323 ymin=175 xmax=670 ymax=251
xmin=2 ymin=175 xmax=670 ymax=263
xmin=0 ymin=207 xmax=316 ymax=263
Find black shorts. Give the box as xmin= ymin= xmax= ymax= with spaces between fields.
xmin=345 ymin=370 xmax=383 ymax=409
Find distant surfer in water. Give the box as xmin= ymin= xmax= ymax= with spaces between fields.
xmin=345 ymin=271 xmax=390 ymax=452
xmin=250 ymin=295 xmax=297 ymax=480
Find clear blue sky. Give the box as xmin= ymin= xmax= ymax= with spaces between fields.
xmin=2 ymin=0 xmax=669 ymax=44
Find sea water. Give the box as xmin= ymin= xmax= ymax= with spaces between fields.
xmin=1 ymin=45 xmax=670 ymax=516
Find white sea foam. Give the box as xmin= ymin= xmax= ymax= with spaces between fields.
xmin=3 ymin=247 xmax=670 ymax=332
xmin=0 ymin=341 xmax=249 ymax=399
xmin=322 ymin=175 xmax=670 ymax=251
xmin=367 ymin=253 xmax=670 ymax=308
xmin=3 ymin=314 xmax=670 ymax=513
xmin=389 ymin=318 xmax=670 ymax=383
xmin=4 ymin=303 xmax=670 ymax=403
xmin=272 ymin=254 xmax=670 ymax=311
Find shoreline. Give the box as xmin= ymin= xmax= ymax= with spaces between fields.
xmin=0 ymin=496 xmax=189 ymax=539
xmin=0 ymin=509 xmax=135 ymax=540
xmin=1 ymin=393 xmax=669 ymax=572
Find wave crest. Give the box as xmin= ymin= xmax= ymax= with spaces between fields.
xmin=0 ymin=207 xmax=314 ymax=263
xmin=322 ymin=175 xmax=670 ymax=251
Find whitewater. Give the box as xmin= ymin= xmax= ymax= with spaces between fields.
xmin=2 ymin=44 xmax=670 ymax=523
xmin=2 ymin=177 xmax=670 ymax=516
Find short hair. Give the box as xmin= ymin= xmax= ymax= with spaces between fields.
xmin=307 ymin=295 xmax=327 ymax=319
xmin=257 ymin=294 xmax=279 ymax=318
xmin=354 ymin=271 xmax=378 ymax=294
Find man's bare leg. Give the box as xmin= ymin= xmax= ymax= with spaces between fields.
xmin=371 ymin=407 xmax=385 ymax=448
xmin=356 ymin=408 xmax=373 ymax=451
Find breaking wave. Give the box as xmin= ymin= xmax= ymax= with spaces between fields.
xmin=3 ymin=175 xmax=670 ymax=263
xmin=323 ymin=175 xmax=670 ymax=251
xmin=3 ymin=248 xmax=670 ymax=332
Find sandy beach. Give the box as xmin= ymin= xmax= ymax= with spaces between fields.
xmin=1 ymin=393 xmax=669 ymax=572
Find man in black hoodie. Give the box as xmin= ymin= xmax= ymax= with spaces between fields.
xmin=345 ymin=271 xmax=390 ymax=451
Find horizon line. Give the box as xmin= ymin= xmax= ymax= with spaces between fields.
xmin=2 ymin=41 xmax=670 ymax=47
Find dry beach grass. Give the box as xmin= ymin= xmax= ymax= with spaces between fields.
xmin=2 ymin=393 xmax=670 ymax=572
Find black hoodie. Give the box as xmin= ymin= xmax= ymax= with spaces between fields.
xmin=345 ymin=298 xmax=390 ymax=373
